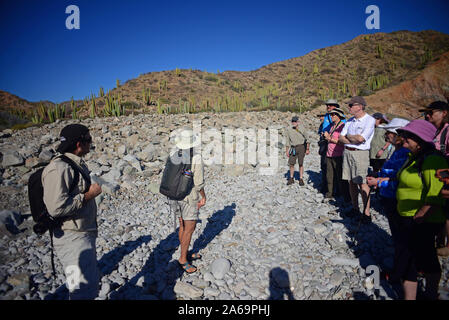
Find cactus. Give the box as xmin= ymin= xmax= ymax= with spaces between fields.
xmin=313 ymin=63 xmax=319 ymax=74
xmin=99 ymin=87 xmax=105 ymax=97
xmin=116 ymin=79 xmax=120 ymax=89
xmin=90 ymin=94 xmax=96 ymax=118
xmin=376 ymin=44 xmax=384 ymax=59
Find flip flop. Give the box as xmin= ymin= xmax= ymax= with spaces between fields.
xmin=178 ymin=261 xmax=197 ymax=274
xmin=189 ymin=252 xmax=202 ymax=261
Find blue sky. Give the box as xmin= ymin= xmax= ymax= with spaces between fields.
xmin=1 ymin=0 xmax=449 ymax=103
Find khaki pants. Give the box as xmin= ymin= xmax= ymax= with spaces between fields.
xmin=52 ymin=229 xmax=100 ymax=300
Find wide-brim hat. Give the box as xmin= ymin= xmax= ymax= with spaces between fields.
xmin=396 ymin=119 xmax=436 ymax=145
xmin=173 ymin=129 xmax=201 ymax=149
xmin=328 ymin=107 xmax=346 ymax=119
xmin=378 ymin=118 xmax=410 ymax=134
xmin=325 ymin=99 xmax=340 ymax=107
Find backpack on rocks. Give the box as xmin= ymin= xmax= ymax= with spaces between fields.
xmin=159 ymin=148 xmax=194 ymax=201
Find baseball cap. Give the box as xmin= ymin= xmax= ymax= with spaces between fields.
xmin=418 ymin=101 xmax=449 ymax=112
xmin=56 ymin=124 xmax=91 ymax=153
xmin=346 ymin=96 xmax=367 ymax=106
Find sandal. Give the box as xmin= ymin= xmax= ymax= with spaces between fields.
xmin=178 ymin=261 xmax=197 ymax=274
xmin=189 ymin=252 xmax=202 ymax=261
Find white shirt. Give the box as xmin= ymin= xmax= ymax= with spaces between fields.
xmin=340 ymin=113 xmax=376 ymax=150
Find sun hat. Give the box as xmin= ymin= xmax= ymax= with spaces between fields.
xmin=379 ymin=118 xmax=410 ymax=134
xmin=345 ymin=96 xmax=367 ymax=106
xmin=325 ymin=99 xmax=340 ymax=107
xmin=418 ymin=101 xmax=449 ymax=113
xmin=328 ymin=107 xmax=346 ymax=119
xmin=396 ymin=119 xmax=437 ymax=145
xmin=173 ymin=129 xmax=201 ymax=150
xmin=56 ymin=124 xmax=90 ymax=153
xmin=372 ymin=112 xmax=390 ymax=123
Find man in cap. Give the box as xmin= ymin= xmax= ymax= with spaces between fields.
xmin=370 ymin=113 xmax=391 ymax=173
xmin=168 ymin=129 xmax=206 ymax=273
xmin=338 ymin=96 xmax=376 ymax=223
xmin=285 ymin=116 xmax=310 ymax=186
xmin=42 ymin=124 xmax=102 ymax=299
xmin=420 ymin=101 xmax=449 ymax=256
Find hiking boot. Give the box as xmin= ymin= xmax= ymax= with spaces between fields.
xmin=298 ymin=178 xmax=305 ymax=186
xmin=287 ymin=178 xmax=294 ymax=186
xmin=437 ymin=247 xmax=449 ymax=257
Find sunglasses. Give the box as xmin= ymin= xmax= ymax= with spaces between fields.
xmin=348 ymin=103 xmax=361 ymax=108
xmin=398 ymin=131 xmax=419 ymax=141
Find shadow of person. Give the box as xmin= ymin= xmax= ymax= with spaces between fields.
xmin=111 ymin=203 xmax=236 ymax=300
xmin=268 ymin=267 xmax=294 ymax=300
xmin=305 ymin=169 xmax=323 ymax=190
xmin=284 ymin=170 xmax=300 ymax=181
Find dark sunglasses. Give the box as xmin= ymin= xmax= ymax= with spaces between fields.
xmin=398 ymin=131 xmax=418 ymax=141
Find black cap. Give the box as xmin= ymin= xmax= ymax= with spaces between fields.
xmin=56 ymin=124 xmax=90 ymax=153
xmin=291 ymin=116 xmax=299 ymax=122
xmin=419 ymin=101 xmax=449 ymax=112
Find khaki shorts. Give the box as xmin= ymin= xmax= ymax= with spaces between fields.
xmin=288 ymin=144 xmax=306 ymax=167
xmin=342 ymin=149 xmax=369 ymax=184
xmin=169 ymin=200 xmax=199 ymax=221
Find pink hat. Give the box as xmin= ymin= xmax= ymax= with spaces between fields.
xmin=396 ymin=119 xmax=436 ymax=145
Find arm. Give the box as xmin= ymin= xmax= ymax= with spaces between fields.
xmin=42 ymin=165 xmax=85 ymax=218
xmin=376 ymin=142 xmax=392 ymax=158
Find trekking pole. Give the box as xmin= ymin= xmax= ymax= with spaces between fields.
xmin=351 ymin=185 xmax=374 ymax=246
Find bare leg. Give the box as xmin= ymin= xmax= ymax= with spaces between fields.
xmin=360 ymin=183 xmax=371 ymax=216
xmin=403 ymin=280 xmax=417 ymax=300
xmin=299 ymin=165 xmax=304 ymax=180
xmin=289 ymin=165 xmax=295 ymax=180
xmin=178 ymin=219 xmax=197 ymax=265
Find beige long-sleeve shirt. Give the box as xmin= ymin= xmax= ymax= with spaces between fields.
xmin=183 ymin=153 xmax=205 ymax=204
xmin=42 ymin=152 xmax=97 ymax=232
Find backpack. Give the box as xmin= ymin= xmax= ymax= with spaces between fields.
xmin=159 ymin=148 xmax=194 ymax=201
xmin=437 ymin=125 xmax=448 ymax=155
xmin=27 ymin=154 xmax=91 ymax=276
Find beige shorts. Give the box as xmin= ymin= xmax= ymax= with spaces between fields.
xmin=342 ymin=149 xmax=369 ymax=184
xmin=169 ymin=200 xmax=199 ymax=221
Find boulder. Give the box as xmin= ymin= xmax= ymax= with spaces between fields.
xmin=210 ymin=258 xmax=231 ymax=280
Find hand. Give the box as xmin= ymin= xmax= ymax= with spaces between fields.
xmin=84 ymin=183 xmax=102 ymax=203
xmin=323 ymin=132 xmax=330 ymax=140
xmin=436 ymin=169 xmax=449 ymax=185
xmin=376 ymin=149 xmax=384 ymax=159
xmin=413 ymin=211 xmax=427 ymax=224
xmin=366 ymin=176 xmax=378 ymax=188
xmin=286 ymin=151 xmax=290 ymax=158
xmin=197 ymin=197 xmax=206 ymax=210
xmin=306 ymin=149 xmax=310 ymax=155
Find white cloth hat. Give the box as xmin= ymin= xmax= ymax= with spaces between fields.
xmin=174 ymin=129 xmax=201 ymax=149
xmin=378 ymin=118 xmax=410 ymax=134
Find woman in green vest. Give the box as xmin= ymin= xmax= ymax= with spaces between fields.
xmin=395 ymin=120 xmax=448 ymax=300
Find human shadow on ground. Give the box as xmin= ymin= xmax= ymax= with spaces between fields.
xmin=284 ymin=170 xmax=300 ymax=181
xmin=327 ymin=192 xmax=400 ymax=300
xmin=268 ymin=267 xmax=294 ymax=300
xmin=305 ymin=170 xmax=323 ymax=191
xmin=44 ymin=235 xmax=153 ymax=300
xmin=110 ymin=203 xmax=236 ymax=300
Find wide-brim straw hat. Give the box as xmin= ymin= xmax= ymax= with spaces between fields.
xmin=328 ymin=107 xmax=346 ymax=119
xmin=378 ymin=118 xmax=410 ymax=134
xmin=174 ymin=129 xmax=201 ymax=149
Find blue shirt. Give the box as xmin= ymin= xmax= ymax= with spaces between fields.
xmin=378 ymin=147 xmax=410 ymax=199
xmin=319 ymin=113 xmax=346 ymax=134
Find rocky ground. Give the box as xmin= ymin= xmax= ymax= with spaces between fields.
xmin=0 ymin=110 xmax=448 ymax=300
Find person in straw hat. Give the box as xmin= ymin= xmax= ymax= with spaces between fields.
xmin=168 ymin=128 xmax=206 ymax=274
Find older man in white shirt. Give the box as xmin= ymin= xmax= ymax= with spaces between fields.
xmin=339 ymin=96 xmax=376 ymax=223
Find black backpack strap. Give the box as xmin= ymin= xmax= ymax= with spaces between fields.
xmin=59 ymin=155 xmax=91 ymax=193
xmin=440 ymin=125 xmax=448 ymax=154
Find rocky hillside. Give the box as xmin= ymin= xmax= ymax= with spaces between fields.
xmin=1 ymin=30 xmax=449 ymax=128
xmin=0 ymin=111 xmax=448 ymax=301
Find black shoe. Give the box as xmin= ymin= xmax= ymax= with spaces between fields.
xmin=287 ymin=178 xmax=294 ymax=186
xmin=345 ymin=208 xmax=360 ymax=218
xmin=298 ymin=179 xmax=305 ymax=186
xmin=361 ymin=214 xmax=372 ymax=224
